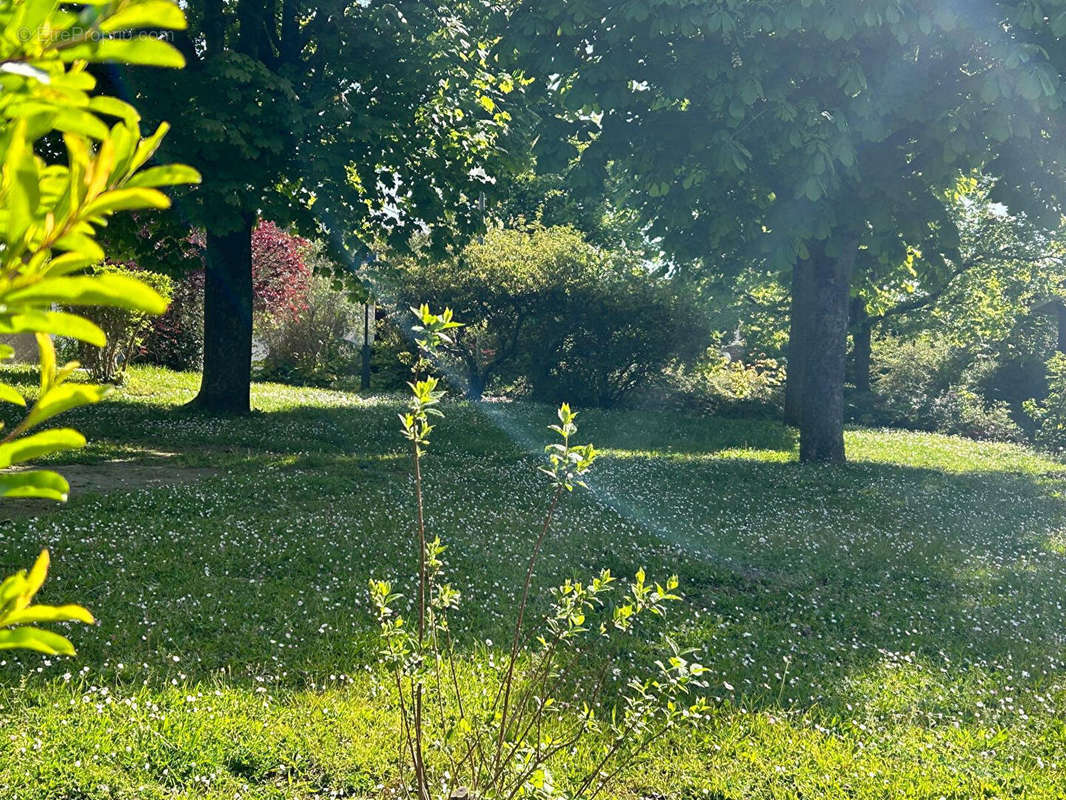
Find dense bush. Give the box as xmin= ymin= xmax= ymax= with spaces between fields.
xmin=524 ymin=275 xmax=710 ymax=407
xmin=142 ymin=269 xmax=204 ymax=370
xmin=391 ymin=224 xmax=709 ymax=404
xmin=1024 ymin=353 xmax=1066 ymax=451
xmin=857 ymin=335 xmax=1024 ymax=442
xmin=72 ymin=264 xmax=173 ymax=383
xmin=649 ymin=349 xmax=785 ymax=418
xmin=257 ymin=274 xmax=367 ymax=387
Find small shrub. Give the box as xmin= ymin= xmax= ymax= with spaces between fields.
xmin=370 ymin=319 xmax=419 ymax=391
xmin=371 ymin=306 xmax=709 ymax=800
xmin=932 ymin=389 xmax=1024 ymax=443
xmin=869 ymin=335 xmax=958 ymax=428
xmin=73 ymin=264 xmax=173 ymax=383
xmin=142 ymin=269 xmax=205 ymax=371
xmin=257 ymin=274 xmax=367 ymax=387
xmin=392 ymin=225 xmax=708 ymax=404
xmin=650 ymin=349 xmax=784 ymax=418
xmin=525 ymin=276 xmax=710 ymax=408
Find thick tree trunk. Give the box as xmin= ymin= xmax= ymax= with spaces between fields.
xmin=191 ymin=214 xmax=254 ymax=414
xmin=784 ymin=248 xmax=817 ymax=426
xmin=799 ymin=236 xmax=859 ymax=464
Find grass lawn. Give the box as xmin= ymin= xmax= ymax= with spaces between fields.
xmin=1 ymin=365 xmax=1065 ymax=798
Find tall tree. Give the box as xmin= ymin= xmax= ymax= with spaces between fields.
xmin=513 ymin=0 xmax=1066 ymax=461
xmin=123 ymin=1 xmax=526 ymax=413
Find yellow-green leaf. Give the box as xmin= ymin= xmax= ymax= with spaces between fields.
xmin=0 ymin=428 xmax=87 ymax=468
xmin=81 ymin=187 xmax=171 ymax=217
xmin=2 ymin=603 xmax=94 ymax=627
xmin=124 ymin=164 xmax=201 ymax=188
xmin=5 ymin=274 xmax=169 ymax=314
xmin=99 ymin=1 xmax=187 ymax=33
xmin=0 ymin=310 xmax=107 ymax=346
xmin=22 ymin=383 xmax=108 ymax=431
xmin=0 ymin=627 xmax=76 ymax=656
xmin=60 ymin=37 xmax=186 ymax=69
xmin=0 ymin=470 xmax=70 ymax=502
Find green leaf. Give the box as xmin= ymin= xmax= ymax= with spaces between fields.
xmin=2 ymin=603 xmax=94 ymax=627
xmin=98 ymin=1 xmax=187 ymax=32
xmin=59 ymin=37 xmax=186 ymax=69
xmin=22 ymin=383 xmax=108 ymax=431
xmin=52 ymin=108 xmax=110 ymax=140
xmin=0 ymin=310 xmax=107 ymax=346
xmin=124 ymin=164 xmax=201 ymax=188
xmin=44 ymin=252 xmax=98 ymax=276
xmin=81 ymin=187 xmax=171 ymax=217
xmin=0 ymin=470 xmax=70 ymax=502
xmin=0 ymin=383 xmax=25 ymax=407
xmin=88 ymin=96 xmax=141 ymax=125
xmin=0 ymin=429 xmax=87 ymax=468
xmin=5 ymin=274 xmax=169 ymax=314
xmin=0 ymin=627 xmax=76 ymax=656
xmin=51 ymin=233 xmax=106 ymax=263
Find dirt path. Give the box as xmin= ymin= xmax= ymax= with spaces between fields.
xmin=0 ymin=458 xmax=216 ymax=518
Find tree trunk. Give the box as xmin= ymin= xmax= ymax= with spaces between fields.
xmin=784 ymin=248 xmax=817 ymax=425
xmin=190 ymin=214 xmax=254 ymax=414
xmin=1055 ymin=302 xmax=1066 ymax=353
xmin=466 ymin=370 xmax=485 ymax=401
xmin=851 ymin=299 xmax=873 ymax=394
xmin=799 ymin=236 xmax=859 ymax=464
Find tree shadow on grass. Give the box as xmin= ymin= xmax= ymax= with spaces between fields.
xmin=1 ymin=391 xmax=1064 ymax=734
xmin=582 ymin=448 xmax=1066 ymax=718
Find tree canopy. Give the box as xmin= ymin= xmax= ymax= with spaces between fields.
xmin=119 ymin=0 xmax=530 ymax=412
xmin=511 ymin=0 xmax=1066 ymax=460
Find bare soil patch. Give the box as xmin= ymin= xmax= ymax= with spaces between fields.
xmin=0 ymin=457 xmax=216 ymax=518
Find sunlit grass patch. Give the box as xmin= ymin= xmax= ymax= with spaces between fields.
xmin=0 ymin=366 xmax=1065 ymax=797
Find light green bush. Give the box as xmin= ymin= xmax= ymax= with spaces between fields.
xmin=73 ymin=263 xmax=173 ymax=383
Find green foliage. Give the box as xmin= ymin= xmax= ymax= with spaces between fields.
xmin=654 ymin=350 xmax=785 ymax=419
xmin=524 ymin=272 xmax=710 ymax=407
xmin=375 ymin=306 xmax=707 ymax=799
xmin=389 ymin=225 xmax=594 ymax=397
xmin=72 ymin=263 xmax=173 ymax=383
xmin=516 ymin=1 xmax=1066 ymax=265
xmin=0 ymin=549 xmax=92 ymax=656
xmin=0 ymin=0 xmax=197 ymax=653
xmin=257 ymin=274 xmax=367 ymax=388
xmin=862 ymin=177 xmax=1065 ymax=350
xmin=131 ymin=1 xmax=528 ymax=254
xmin=391 ymin=224 xmax=708 ymax=404
xmin=1024 ymin=353 xmax=1066 ymax=451
xmin=864 ymin=336 xmax=1024 ymax=443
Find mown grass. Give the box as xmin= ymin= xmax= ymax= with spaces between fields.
xmin=1 ymin=365 xmax=1065 ymax=798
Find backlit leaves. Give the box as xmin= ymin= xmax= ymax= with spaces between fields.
xmin=0 ymin=0 xmax=197 ymax=656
